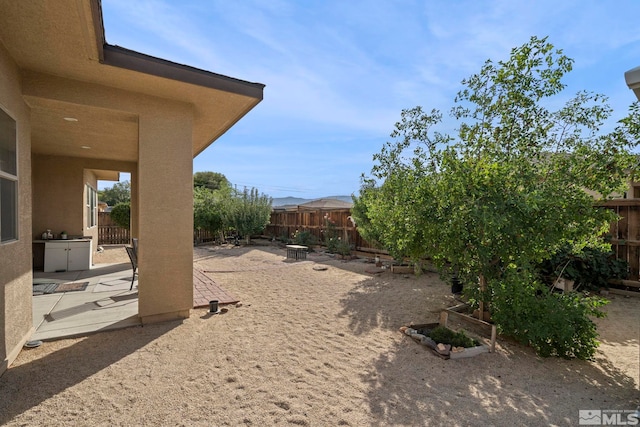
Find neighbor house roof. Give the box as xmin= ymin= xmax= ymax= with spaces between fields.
xmin=298 ymin=199 xmax=353 ymax=209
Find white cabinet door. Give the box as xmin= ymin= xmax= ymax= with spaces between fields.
xmin=44 ymin=242 xmax=69 ymax=272
xmin=67 ymin=241 xmax=91 ymax=271
xmin=44 ymin=240 xmax=92 ymax=272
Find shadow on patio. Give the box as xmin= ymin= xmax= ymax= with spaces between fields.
xmin=32 ymin=259 xmax=238 ymax=341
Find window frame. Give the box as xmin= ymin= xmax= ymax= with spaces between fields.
xmin=0 ymin=105 xmax=18 ymax=244
xmin=86 ymin=183 xmax=97 ymax=229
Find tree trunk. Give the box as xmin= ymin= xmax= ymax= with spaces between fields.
xmin=479 ymin=274 xmax=487 ymax=319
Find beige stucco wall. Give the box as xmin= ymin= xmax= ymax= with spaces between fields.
xmin=32 ymin=155 xmax=136 ymax=254
xmin=137 ymin=104 xmax=194 ymax=323
xmin=0 ymin=43 xmax=33 ymax=376
xmin=32 ymin=155 xmax=85 ymax=239
xmin=26 ymin=72 xmax=196 ymax=323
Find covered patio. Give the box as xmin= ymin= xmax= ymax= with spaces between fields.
xmin=31 ymin=249 xmax=239 ymax=341
xmin=0 ymin=0 xmax=263 ymax=375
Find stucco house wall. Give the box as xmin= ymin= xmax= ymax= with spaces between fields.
xmin=32 ymin=155 xmax=87 ymax=239
xmin=0 ymin=42 xmax=33 ymax=373
xmin=0 ymin=0 xmax=263 ymax=378
xmin=31 ymin=156 xmax=131 ymax=246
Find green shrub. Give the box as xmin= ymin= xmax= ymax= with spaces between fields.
xmin=326 ymin=237 xmax=339 ymax=253
xmin=323 ymin=215 xmax=340 ymax=253
xmin=489 ymin=273 xmax=608 ymax=360
xmin=428 ymin=326 xmax=478 ymax=348
xmin=537 ymin=245 xmax=628 ymax=291
xmin=335 ymin=239 xmax=352 ymax=256
xmin=279 ymin=232 xmax=291 ymax=244
xmin=293 ymin=230 xmax=317 ymax=247
xmin=110 ymin=202 xmax=130 ymax=229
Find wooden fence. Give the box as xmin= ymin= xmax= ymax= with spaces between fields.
xmin=99 ymin=212 xmax=219 ymax=245
xmin=98 ymin=212 xmax=129 ymax=244
xmin=194 ymin=228 xmax=218 ymax=245
xmin=263 ymin=207 xmax=379 ymax=252
xmin=98 ymin=225 xmax=130 ymax=245
xmin=602 ymin=199 xmax=640 ymax=280
xmin=101 ymin=202 xmax=640 ymax=279
xmin=264 ymin=203 xmax=640 ymax=274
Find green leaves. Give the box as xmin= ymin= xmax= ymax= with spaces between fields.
xmin=99 ymin=181 xmax=130 ymax=206
xmin=489 ymin=273 xmax=608 ymax=360
xmin=193 ymin=176 xmax=272 ymax=245
xmin=193 ymin=186 xmax=225 ymax=235
xmin=226 ymin=187 xmax=272 ymax=244
xmin=110 ymin=202 xmax=130 ymax=229
xmin=354 ymin=36 xmax=639 ymax=359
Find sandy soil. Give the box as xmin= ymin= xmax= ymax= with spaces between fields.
xmin=1 ymin=242 xmax=638 ymax=426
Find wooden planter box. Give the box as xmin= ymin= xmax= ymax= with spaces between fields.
xmin=440 ymin=304 xmax=497 ymax=353
xmin=402 ymin=322 xmax=490 ymax=360
xmin=391 ymin=265 xmax=414 ymax=274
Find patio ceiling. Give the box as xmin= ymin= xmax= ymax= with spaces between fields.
xmin=0 ymin=0 xmax=264 ymax=163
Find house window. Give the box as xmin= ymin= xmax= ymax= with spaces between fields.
xmin=86 ymin=184 xmax=97 ymax=228
xmin=0 ymin=107 xmax=17 ymax=243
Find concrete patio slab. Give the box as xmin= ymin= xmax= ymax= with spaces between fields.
xmin=31 ymin=293 xmax=63 ymax=331
xmin=30 ymin=262 xmax=238 ymax=341
xmin=31 ymin=289 xmax=140 ymax=341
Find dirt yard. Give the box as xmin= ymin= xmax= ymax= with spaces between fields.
xmin=1 ymin=242 xmax=638 ymax=426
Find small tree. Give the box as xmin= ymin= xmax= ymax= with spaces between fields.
xmin=355 ymin=36 xmax=640 ymax=359
xmin=110 ymin=202 xmax=130 ymax=229
xmin=226 ymin=187 xmax=272 ymax=245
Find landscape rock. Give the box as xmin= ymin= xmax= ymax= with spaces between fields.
xmin=436 ymin=343 xmax=451 ymax=356
xmin=420 ymin=336 xmax=437 ymax=349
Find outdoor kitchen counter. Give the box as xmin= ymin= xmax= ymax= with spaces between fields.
xmin=33 ymin=238 xmax=93 ymax=272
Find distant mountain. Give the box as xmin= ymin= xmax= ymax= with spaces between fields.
xmin=272 ymin=195 xmax=354 ymax=207
xmin=271 ymin=197 xmax=309 ymax=207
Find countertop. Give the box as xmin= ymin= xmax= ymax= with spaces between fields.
xmin=33 ymin=238 xmax=92 ymax=243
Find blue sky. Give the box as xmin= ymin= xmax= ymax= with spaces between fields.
xmin=101 ymin=0 xmax=640 ymax=199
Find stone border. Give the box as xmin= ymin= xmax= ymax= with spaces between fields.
xmin=400 ymin=323 xmax=490 ymax=360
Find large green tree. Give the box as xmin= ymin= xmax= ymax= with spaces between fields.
xmin=193 ymin=185 xmax=231 ymax=240
xmin=99 ymin=181 xmax=130 ymax=206
xmin=354 ymin=36 xmax=640 ymax=359
xmin=193 ymin=171 xmax=230 ymax=191
xmin=192 ymin=172 xmax=231 ymax=241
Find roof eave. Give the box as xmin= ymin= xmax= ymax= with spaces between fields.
xmin=625 ymin=66 xmax=640 ymax=101
xmin=102 ymin=44 xmax=264 ymax=100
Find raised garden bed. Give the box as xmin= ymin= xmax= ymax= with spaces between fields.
xmin=400 ymin=322 xmax=490 ymax=360
xmin=440 ymin=303 xmax=497 ymax=352
xmin=391 ymin=265 xmax=415 ymax=274
xmin=390 ymin=261 xmax=438 ymax=274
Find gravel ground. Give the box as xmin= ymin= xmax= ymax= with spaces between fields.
xmin=1 ymin=242 xmax=637 ymax=426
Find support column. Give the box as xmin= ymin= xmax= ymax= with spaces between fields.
xmin=129 ymin=167 xmax=139 ymax=242
xmin=137 ymin=103 xmax=193 ymax=323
